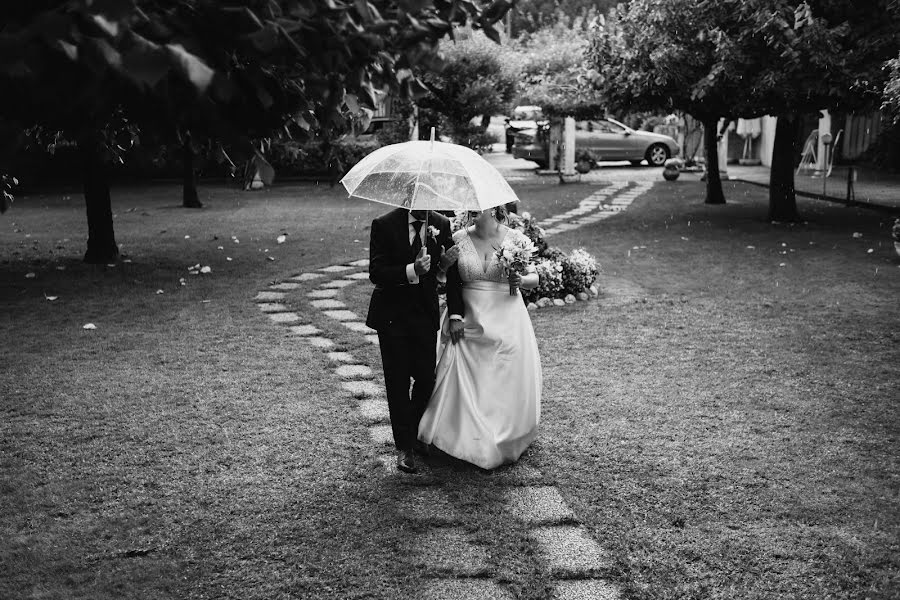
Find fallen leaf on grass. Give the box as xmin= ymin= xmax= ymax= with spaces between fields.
xmin=680 ymin=237 xmax=689 ymax=241
xmin=25 ymin=272 xmax=35 ymax=279
xmin=83 ymin=323 xmax=96 ymax=330
xmin=267 ymin=256 xmax=275 ymax=261
xmin=200 ymin=266 xmax=212 ymax=274
xmin=217 ymin=246 xmax=224 ymax=250
xmin=867 ymin=249 xmax=874 ymax=253
xmin=56 ymin=266 xmax=66 ymax=271
xmin=45 ymin=295 xmax=58 ymax=301
xmin=779 ymin=263 xmax=786 ymax=267
xmin=746 ymin=246 xmax=755 ymax=250
xmin=226 ymin=257 xmax=233 ymax=262
xmin=277 ymin=234 xmax=287 ymax=244
xmin=179 ymin=278 xmax=186 ymax=286
xmin=156 ymin=289 xmax=164 ymax=295
xmin=852 ymin=232 xmax=862 ymax=238
xmin=184 ymin=235 xmax=190 ymax=239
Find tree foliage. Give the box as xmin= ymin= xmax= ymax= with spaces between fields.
xmin=416 ymin=30 xmax=518 ymax=148
xmin=588 ymin=0 xmax=900 ymax=216
xmin=508 ymin=0 xmax=617 ymax=37
xmin=0 ymin=0 xmax=512 ymax=261
xmin=511 ymin=16 xmax=603 ymax=119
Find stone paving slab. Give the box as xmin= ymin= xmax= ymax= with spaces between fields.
xmin=268 ymin=312 xmax=301 ymax=324
xmin=307 ymin=289 xmax=339 ymax=298
xmin=348 ymin=258 xmax=370 ymax=267
xmin=290 ymin=272 xmax=323 ymax=282
xmin=326 ymin=351 xmax=356 ymax=363
xmin=342 ymin=321 xmax=376 ymax=334
xmin=269 ymin=282 xmax=301 ymax=291
xmin=288 ymin=324 xmax=321 ymax=336
xmin=365 ymin=334 xmax=380 ymax=345
xmin=413 ymin=528 xmax=491 ymax=576
xmin=320 ymin=265 xmax=354 ymax=273
xmin=553 ymin=580 xmax=621 ymax=600
xmin=397 ymin=488 xmax=460 ymax=523
xmin=531 ymin=526 xmax=611 ymax=577
xmin=420 ymin=579 xmax=513 ymax=600
xmin=344 ymin=271 xmax=371 ymax=280
xmin=323 ymin=309 xmax=361 ymax=321
xmin=369 ymin=424 xmax=394 ymax=445
xmin=504 ymin=486 xmax=575 ymax=525
xmin=254 ymin=291 xmax=286 ymax=301
xmin=342 ymin=380 xmax=383 ymax=398
xmin=258 ymin=302 xmax=290 ymax=313
xmin=303 ymin=336 xmax=336 ymax=349
xmin=335 ymin=364 xmax=374 ymax=378
xmin=321 ymin=279 xmax=355 ymax=289
xmin=357 ymin=397 xmax=390 ymax=423
xmin=311 ymin=299 xmax=347 ymax=309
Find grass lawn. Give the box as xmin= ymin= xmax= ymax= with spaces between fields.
xmin=1 ymin=178 xmax=898 ymax=599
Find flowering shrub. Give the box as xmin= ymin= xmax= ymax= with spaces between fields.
xmin=540 ymin=245 xmax=567 ymax=262
xmin=561 ymin=248 xmax=599 ymax=295
xmin=522 ymin=258 xmax=565 ymax=304
xmin=892 ymin=218 xmax=900 ymax=242
xmin=508 ymin=211 xmax=548 ymax=255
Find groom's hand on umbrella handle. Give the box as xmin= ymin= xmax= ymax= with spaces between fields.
xmin=449 ymin=319 xmax=466 ymax=344
xmin=414 ymin=246 xmax=431 ymax=275
xmin=439 ymin=245 xmax=459 ymax=271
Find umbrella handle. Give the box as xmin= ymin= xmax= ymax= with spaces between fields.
xmin=430 ymin=127 xmax=435 ymax=151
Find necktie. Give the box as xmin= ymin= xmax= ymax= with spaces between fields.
xmin=410 ymin=220 xmax=423 ymax=258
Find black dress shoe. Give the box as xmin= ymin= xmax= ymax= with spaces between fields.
xmin=397 ymin=450 xmax=417 ymax=474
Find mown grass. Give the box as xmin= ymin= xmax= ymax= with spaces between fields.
xmin=2 ymin=178 xmax=898 ymax=599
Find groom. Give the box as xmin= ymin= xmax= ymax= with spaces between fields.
xmin=366 ymin=195 xmax=462 ymax=474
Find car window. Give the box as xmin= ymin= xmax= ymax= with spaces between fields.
xmin=514 ymin=108 xmax=542 ymax=121
xmin=598 ymin=119 xmax=625 ymax=134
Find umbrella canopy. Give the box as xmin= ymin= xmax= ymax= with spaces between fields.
xmin=340 ymin=132 xmax=518 ymax=211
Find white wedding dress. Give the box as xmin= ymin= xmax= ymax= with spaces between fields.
xmin=418 ymin=228 xmax=542 ymax=469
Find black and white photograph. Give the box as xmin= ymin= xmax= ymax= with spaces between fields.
xmin=2 ymin=1 xmax=899 ymax=598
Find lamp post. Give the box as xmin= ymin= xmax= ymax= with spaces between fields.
xmin=821 ymin=131 xmax=833 ymax=199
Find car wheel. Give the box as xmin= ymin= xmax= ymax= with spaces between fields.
xmin=646 ymin=144 xmax=669 ymax=167
xmin=535 ymin=161 xmax=548 ymax=170
xmin=575 ymin=158 xmax=592 ymax=173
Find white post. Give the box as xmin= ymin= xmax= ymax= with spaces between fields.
xmin=563 ymin=117 xmax=576 ymax=176
xmin=548 ymin=119 xmax=562 ymax=171
xmin=410 ymin=105 xmax=419 ymax=141
xmin=814 ymin=108 xmax=831 ymax=176
xmin=717 ymin=118 xmax=729 ymax=179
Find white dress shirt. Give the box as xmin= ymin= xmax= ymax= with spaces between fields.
xmin=405 ymin=213 xmax=427 ymax=284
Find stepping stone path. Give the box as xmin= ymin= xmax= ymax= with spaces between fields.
xmin=250 ymin=181 xmax=649 ymax=599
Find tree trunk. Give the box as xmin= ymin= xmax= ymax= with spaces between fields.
xmin=182 ymin=131 xmax=202 ymax=208
xmin=80 ymin=138 xmax=119 ymax=264
xmin=703 ymin=117 xmax=726 ymax=204
xmin=480 ymin=113 xmax=491 ymax=131
xmin=768 ymin=114 xmax=799 ymax=222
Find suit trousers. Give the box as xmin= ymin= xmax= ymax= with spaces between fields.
xmin=377 ymin=328 xmax=438 ymax=452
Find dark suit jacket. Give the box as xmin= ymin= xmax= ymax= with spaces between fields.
xmin=366 ymin=208 xmax=464 ymax=334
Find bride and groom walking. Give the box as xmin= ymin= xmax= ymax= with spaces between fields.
xmin=366 ymin=203 xmax=542 ymax=474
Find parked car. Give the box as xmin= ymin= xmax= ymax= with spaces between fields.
xmin=513 ymin=117 xmax=680 ymax=169
xmin=505 ymin=105 xmax=545 ymax=153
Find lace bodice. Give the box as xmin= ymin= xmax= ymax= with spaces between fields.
xmin=454 ymin=227 xmax=528 ymax=283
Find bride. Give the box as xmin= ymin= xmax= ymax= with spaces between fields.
xmin=417 ymin=205 xmax=542 ymax=470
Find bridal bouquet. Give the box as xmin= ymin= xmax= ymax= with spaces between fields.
xmin=495 ymin=235 xmax=537 ymax=295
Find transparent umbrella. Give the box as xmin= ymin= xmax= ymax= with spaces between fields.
xmin=340 ymin=129 xmax=519 ymax=212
